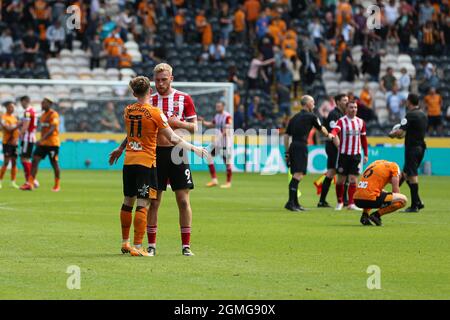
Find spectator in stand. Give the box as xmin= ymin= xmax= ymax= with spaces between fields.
xmin=89 ymin=34 xmax=102 ymax=70
xmin=104 ymin=28 xmax=124 ymax=68
xmin=247 ymin=51 xmax=274 ymax=89
xmin=398 ymin=67 xmax=411 ymax=94
xmin=324 ymin=11 xmax=337 ymax=41
xmin=380 ymin=67 xmax=397 ymax=93
xmin=21 ymin=28 xmax=40 ymax=69
xmin=282 ymin=29 xmax=297 ymax=53
xmin=441 ymin=17 xmax=450 ymax=55
xmin=46 ymin=20 xmax=66 ymax=57
xmin=116 ymin=8 xmax=134 ymax=42
xmin=219 ymin=2 xmax=233 ymax=46
xmin=233 ymin=5 xmax=246 ymax=43
xmin=276 ymin=83 xmax=291 ymax=117
xmin=196 ymin=9 xmax=213 ymax=48
xmin=234 ymin=104 xmax=245 ymax=130
xmin=387 ymin=84 xmax=406 ymax=123
xmin=247 ymin=95 xmax=262 ymax=121
xmin=244 ymin=0 xmax=261 ymax=40
xmin=0 ymin=28 xmax=15 ymax=69
xmin=119 ymin=48 xmax=133 ymax=69
xmin=353 ymin=5 xmax=367 ymax=45
xmin=308 ymin=17 xmax=324 ymax=48
xmin=424 ymin=87 xmax=443 ymax=135
xmin=317 ymin=41 xmax=328 ymax=73
xmin=100 ymin=102 xmax=121 ymax=132
xmin=421 ymin=20 xmax=439 ymax=56
xmin=256 ymin=9 xmax=270 ymax=39
xmin=419 ymin=0 xmax=435 ymax=26
xmin=361 ymin=48 xmax=381 ymax=82
xmin=288 ymin=55 xmax=302 ymax=98
xmin=30 ymin=0 xmax=52 ymax=28
xmin=4 ymin=0 xmax=24 ymax=37
xmin=209 ymin=39 xmax=226 ymax=61
xmin=384 ymin=0 xmax=399 ymax=26
xmin=276 ymin=62 xmax=293 ymax=91
xmin=174 ymin=9 xmax=186 ymax=47
xmin=340 ymin=45 xmax=357 ymax=82
xmin=395 ymin=6 xmax=415 ymax=54
xmin=228 ymin=65 xmax=244 ymax=89
xmin=359 ymin=83 xmax=373 ymax=109
xmin=386 ymin=25 xmax=400 ymax=54
xmin=300 ymin=46 xmax=318 ymax=86
xmin=341 ymin=20 xmax=354 ymax=44
xmin=267 ymin=22 xmax=282 ymax=48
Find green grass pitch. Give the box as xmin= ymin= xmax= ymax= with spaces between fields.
xmin=0 ymin=170 xmax=449 ymax=299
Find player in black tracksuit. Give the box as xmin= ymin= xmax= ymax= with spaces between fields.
xmin=317 ymin=94 xmax=348 ymax=207
xmin=284 ymin=95 xmax=333 ymax=212
xmin=389 ymin=93 xmax=427 ymax=212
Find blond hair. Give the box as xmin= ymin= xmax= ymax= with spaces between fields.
xmin=129 ymin=76 xmax=151 ymax=97
xmin=153 ymin=63 xmax=173 ymax=75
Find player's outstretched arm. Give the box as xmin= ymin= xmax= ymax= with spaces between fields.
xmin=160 ymin=127 xmax=209 ymax=160
xmin=109 ymin=137 xmax=127 ymax=165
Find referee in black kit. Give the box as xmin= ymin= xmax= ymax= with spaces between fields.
xmin=317 ymin=93 xmax=348 ymax=207
xmin=284 ymin=95 xmax=333 ymax=211
xmin=389 ymin=93 xmax=427 ymax=212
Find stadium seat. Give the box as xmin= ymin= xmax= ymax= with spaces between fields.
xmin=77 ymin=67 xmax=93 ymax=80
xmin=120 ymin=68 xmax=136 ymax=81
xmin=92 ymin=68 xmax=107 ymax=80
xmin=105 ymin=68 xmax=120 ymax=80
xmin=60 ymin=49 xmax=72 ymax=59
xmin=376 ymin=108 xmax=389 ymax=125
xmin=73 ymin=101 xmax=88 ymax=110
xmin=61 ymin=57 xmax=77 ymax=68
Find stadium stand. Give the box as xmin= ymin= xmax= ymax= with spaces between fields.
xmin=0 ymin=0 xmax=449 ymax=136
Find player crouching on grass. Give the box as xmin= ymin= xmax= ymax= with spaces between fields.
xmin=109 ymin=76 xmax=208 ymax=257
xmin=353 ymin=160 xmax=408 ymax=226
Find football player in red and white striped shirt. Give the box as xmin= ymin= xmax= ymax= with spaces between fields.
xmin=109 ymin=63 xmax=200 ymax=256
xmin=330 ymin=101 xmax=368 ymax=211
xmin=201 ymin=101 xmax=233 ymax=188
xmin=19 ymin=96 xmax=39 ymax=187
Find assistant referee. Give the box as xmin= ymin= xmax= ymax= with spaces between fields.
xmin=389 ymin=93 xmax=427 ymax=212
xmin=284 ymin=95 xmax=333 ymax=211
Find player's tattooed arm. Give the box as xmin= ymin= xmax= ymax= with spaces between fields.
xmin=169 ymin=116 xmax=198 ymax=133
xmin=108 ymin=137 xmax=127 ymax=165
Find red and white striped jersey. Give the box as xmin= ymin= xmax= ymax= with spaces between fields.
xmin=213 ymin=111 xmax=232 ymax=132
xmin=333 ymin=115 xmax=366 ymax=155
xmin=22 ymin=106 xmax=37 ymax=143
xmin=151 ymin=89 xmax=196 ymax=121
xmin=213 ymin=111 xmax=232 ymax=148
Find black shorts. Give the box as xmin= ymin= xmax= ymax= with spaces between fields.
xmin=427 ymin=116 xmax=442 ymax=129
xmin=20 ymin=141 xmax=34 ymax=158
xmin=325 ymin=142 xmax=338 ymax=170
xmin=403 ymin=145 xmax=425 ymax=177
xmin=156 ymin=146 xmax=194 ymax=191
xmin=34 ymin=145 xmax=59 ymax=161
xmin=2 ymin=144 xmax=18 ymax=158
xmin=123 ymin=165 xmax=158 ymax=199
xmin=289 ymin=143 xmax=308 ymax=174
xmin=337 ymin=153 xmax=362 ymax=176
xmin=354 ymin=192 xmax=393 ymax=209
